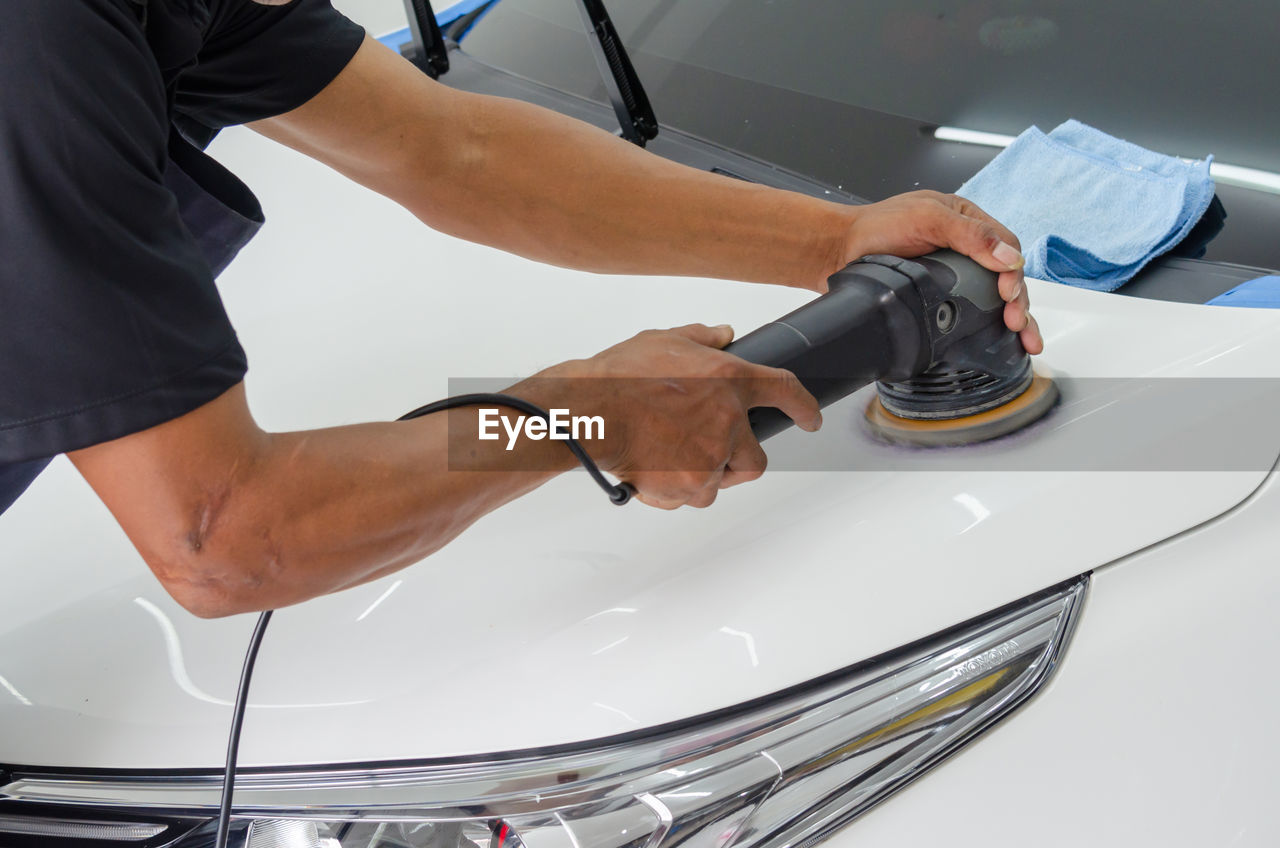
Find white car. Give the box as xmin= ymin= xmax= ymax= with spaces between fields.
xmin=3 ymin=1 xmax=1280 ymax=846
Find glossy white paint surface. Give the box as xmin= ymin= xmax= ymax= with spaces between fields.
xmin=1 ymin=129 xmax=1278 ymax=771
xmin=331 ymin=0 xmax=406 ymax=42
xmin=846 ymin=461 xmax=1280 ymax=846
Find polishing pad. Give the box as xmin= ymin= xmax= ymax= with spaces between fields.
xmin=865 ymin=369 xmax=1059 ymax=447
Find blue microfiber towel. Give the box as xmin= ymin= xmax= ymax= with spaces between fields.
xmin=1206 ymin=276 xmax=1280 ymax=308
xmin=957 ymin=119 xmax=1215 ymax=291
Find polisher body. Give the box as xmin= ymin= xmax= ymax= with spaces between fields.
xmin=724 ymin=250 xmax=1056 ymax=445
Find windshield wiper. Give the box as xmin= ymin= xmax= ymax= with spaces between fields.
xmin=401 ymin=0 xmax=450 ymax=79
xmin=400 ymin=0 xmax=656 ymax=147
xmin=574 ymin=0 xmax=659 ymax=147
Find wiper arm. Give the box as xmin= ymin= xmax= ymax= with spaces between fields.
xmin=574 ymin=0 xmax=658 ymax=147
xmin=401 ymin=0 xmax=450 ymax=79
xmin=400 ymin=0 xmax=656 ymax=146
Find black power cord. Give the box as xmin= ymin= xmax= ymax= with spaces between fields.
xmin=214 ymin=609 xmax=272 ymax=848
xmin=397 ymin=392 xmax=634 ymax=505
xmin=212 ymin=393 xmax=630 ymax=848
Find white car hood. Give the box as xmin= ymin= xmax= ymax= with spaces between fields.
xmin=2 ymin=130 xmax=1278 ymax=771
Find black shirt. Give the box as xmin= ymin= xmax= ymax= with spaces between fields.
xmin=0 ymin=0 xmax=365 ymax=511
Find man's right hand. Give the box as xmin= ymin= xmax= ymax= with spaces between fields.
xmin=66 ymin=325 xmax=819 ymax=617
xmin=519 ymin=324 xmax=822 ymax=510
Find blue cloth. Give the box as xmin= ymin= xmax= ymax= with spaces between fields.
xmin=957 ymin=120 xmax=1215 ymax=291
xmin=1206 ymin=276 xmax=1280 ymax=308
xmin=377 ymin=0 xmax=493 ymax=50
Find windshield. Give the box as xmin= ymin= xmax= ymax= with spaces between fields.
xmin=461 ymin=0 xmax=1280 ymax=270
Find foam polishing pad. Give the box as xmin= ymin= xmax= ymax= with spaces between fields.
xmin=865 ymin=369 xmax=1059 ymax=447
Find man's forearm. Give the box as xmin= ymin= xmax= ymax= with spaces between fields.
xmin=70 ymin=384 xmax=577 ymax=617
xmin=396 ymin=93 xmax=854 ymax=290
xmin=254 ymin=36 xmax=854 ymax=292
xmin=256 ymin=36 xmax=1042 ymax=350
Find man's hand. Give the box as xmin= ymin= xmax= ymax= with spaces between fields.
xmin=842 ymin=191 xmax=1043 ymax=355
xmin=519 ymin=324 xmax=821 ymax=510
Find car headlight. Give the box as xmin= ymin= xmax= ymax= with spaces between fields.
xmin=0 ymin=577 xmax=1086 ymax=848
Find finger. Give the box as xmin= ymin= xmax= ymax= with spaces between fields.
xmin=686 ymin=486 xmax=720 ymax=509
xmin=639 ymin=476 xmax=720 ymax=508
xmin=665 ymin=323 xmax=736 ymax=349
xmin=1021 ymin=313 xmax=1044 ymax=355
xmin=997 ymin=268 xmax=1026 ymax=304
xmin=951 ymin=196 xmax=1022 ymax=252
xmin=1003 ymin=300 xmax=1045 ymax=354
xmin=720 ymin=435 xmax=767 ymax=488
xmin=742 ymin=365 xmax=822 ymax=432
xmin=1004 ymin=299 xmax=1030 ymax=334
xmin=927 ymin=203 xmax=1025 ymax=276
xmin=951 ymin=197 xmax=1032 ymax=307
xmin=944 ymin=196 xmax=1030 ymax=299
xmin=635 ymin=490 xmax=684 ymax=511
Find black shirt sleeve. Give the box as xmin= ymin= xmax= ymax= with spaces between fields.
xmin=0 ymin=0 xmax=247 ymax=464
xmin=0 ymin=0 xmax=365 ymax=465
xmin=175 ymin=0 xmax=366 ymax=142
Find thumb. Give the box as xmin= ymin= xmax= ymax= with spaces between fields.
xmin=667 ymin=323 xmax=736 ymax=349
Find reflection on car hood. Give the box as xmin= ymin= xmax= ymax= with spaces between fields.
xmin=1 ymin=130 xmax=1279 ymax=771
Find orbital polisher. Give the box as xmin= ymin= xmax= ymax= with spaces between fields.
xmin=400 ymin=250 xmax=1058 ymax=510
xmin=725 ymin=250 xmax=1058 ymax=447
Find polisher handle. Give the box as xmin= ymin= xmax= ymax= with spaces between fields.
xmin=724 ymin=261 xmax=930 ymax=440
xmin=725 ymin=250 xmax=1019 ymax=440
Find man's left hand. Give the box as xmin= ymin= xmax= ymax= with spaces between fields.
xmin=841 ymin=191 xmax=1043 ymax=355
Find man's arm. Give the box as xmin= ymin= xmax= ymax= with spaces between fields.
xmin=68 ymin=33 xmax=1037 ymax=620
xmin=252 ymin=36 xmax=1041 ymax=351
xmin=70 ymin=326 xmax=820 ymax=618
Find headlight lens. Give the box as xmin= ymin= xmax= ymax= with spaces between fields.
xmin=1 ymin=577 xmax=1086 ymax=848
